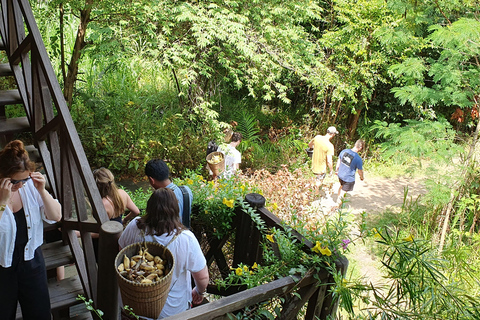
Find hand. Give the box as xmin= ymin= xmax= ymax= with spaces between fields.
xmin=191 ymin=287 xmax=205 ymax=305
xmin=30 ymin=172 xmax=47 ymax=192
xmin=0 ymin=178 xmax=13 ymax=206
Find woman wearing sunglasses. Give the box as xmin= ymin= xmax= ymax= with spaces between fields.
xmin=0 ymin=140 xmax=62 ymax=320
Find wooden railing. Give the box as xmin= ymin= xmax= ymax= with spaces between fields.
xmin=0 ymin=0 xmax=110 ymax=312
xmin=164 ymin=193 xmax=348 ymax=319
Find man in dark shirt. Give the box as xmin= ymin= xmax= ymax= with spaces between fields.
xmin=335 ymin=139 xmax=365 ymax=206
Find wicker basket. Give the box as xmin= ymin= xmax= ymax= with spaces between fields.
xmin=206 ymin=151 xmax=225 ymax=176
xmin=115 ymin=242 xmax=175 ymax=319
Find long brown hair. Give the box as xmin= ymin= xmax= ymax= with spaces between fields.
xmin=136 ymin=188 xmax=185 ymax=236
xmin=0 ymin=140 xmax=35 ymax=178
xmin=93 ymin=167 xmax=124 ymax=218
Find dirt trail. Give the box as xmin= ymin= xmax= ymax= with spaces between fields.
xmin=335 ymin=174 xmax=427 ymax=286
xmin=340 ymin=175 xmax=426 ymax=214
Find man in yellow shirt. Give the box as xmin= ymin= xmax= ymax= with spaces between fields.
xmin=308 ymin=126 xmax=338 ymax=185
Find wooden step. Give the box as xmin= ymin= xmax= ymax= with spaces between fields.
xmin=0 ymin=89 xmax=22 ymax=105
xmin=0 ymin=63 xmax=13 ymax=76
xmin=42 ymin=240 xmax=75 ymax=271
xmin=16 ymin=277 xmax=85 ymax=320
xmin=0 ymin=116 xmax=30 ymax=134
xmin=25 ymin=144 xmax=42 ymax=163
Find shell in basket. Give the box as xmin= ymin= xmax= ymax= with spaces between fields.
xmin=115 ymin=242 xmax=175 ymax=319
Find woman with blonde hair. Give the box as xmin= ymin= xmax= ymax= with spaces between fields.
xmin=0 ymin=140 xmax=61 ymax=319
xmin=93 ymin=167 xmax=140 ymax=224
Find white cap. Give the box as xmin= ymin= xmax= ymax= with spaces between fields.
xmin=327 ymin=126 xmax=339 ymax=135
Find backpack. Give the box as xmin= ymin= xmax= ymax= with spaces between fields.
xmin=179 ymin=185 xmax=191 ymax=229
xmin=206 ymin=140 xmax=218 ymax=157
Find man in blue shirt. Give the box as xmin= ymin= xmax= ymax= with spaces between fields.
xmin=145 ymin=159 xmax=193 ymax=226
xmin=335 ymin=139 xmax=365 ymax=206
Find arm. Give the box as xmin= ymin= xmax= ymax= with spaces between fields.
xmin=308 ymin=139 xmax=314 ymax=149
xmin=335 ymin=158 xmax=341 ymax=175
xmin=0 ymin=178 xmax=12 ymax=220
xmin=326 ymin=154 xmax=333 ymax=174
xmin=191 ymin=266 xmax=209 ymax=305
xmin=31 ymin=172 xmax=61 ymax=222
xmin=358 ymin=169 xmax=364 ymax=181
xmin=233 ymin=163 xmax=240 ymax=171
xmin=121 ymin=190 xmax=141 ymax=224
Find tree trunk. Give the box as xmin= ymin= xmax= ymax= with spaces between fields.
xmin=59 ymin=3 xmax=66 ymax=86
xmin=346 ymin=107 xmax=362 ymax=140
xmin=63 ymin=1 xmax=93 ymax=108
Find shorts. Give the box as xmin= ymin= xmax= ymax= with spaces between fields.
xmin=339 ymin=178 xmax=355 ymax=192
xmin=315 ymin=173 xmax=326 ymax=180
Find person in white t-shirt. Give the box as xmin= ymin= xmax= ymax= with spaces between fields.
xmin=217 ymin=132 xmax=242 ymax=178
xmin=118 ymin=188 xmax=208 ymax=319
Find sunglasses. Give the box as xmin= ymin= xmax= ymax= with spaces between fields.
xmin=11 ymin=176 xmax=31 ymax=185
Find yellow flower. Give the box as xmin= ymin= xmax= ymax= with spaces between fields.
xmin=372 ymin=228 xmax=382 ymax=239
xmin=272 ymin=202 xmax=278 ymax=210
xmin=235 ymin=267 xmax=243 ymax=276
xmin=240 ymin=185 xmax=245 ymax=191
xmin=319 ymin=246 xmax=332 ymax=256
xmin=186 ymin=179 xmax=194 ymax=185
xmin=266 ymin=234 xmax=275 ymax=243
xmin=250 ymin=271 xmax=253 ymax=275
xmin=222 ymin=198 xmax=234 ymax=208
xmin=403 ymin=235 xmax=414 ymax=242
xmin=342 ymin=278 xmax=348 ymax=287
xmin=243 ymin=265 xmax=249 ymax=272
xmin=252 ymin=262 xmax=258 ymax=269
xmin=312 ymin=241 xmax=322 ymax=254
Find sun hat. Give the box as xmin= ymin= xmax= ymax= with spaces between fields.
xmin=327 ymin=126 xmax=339 ymax=135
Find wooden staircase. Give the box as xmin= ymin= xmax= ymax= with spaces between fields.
xmin=1 ymin=0 xmax=115 ymax=318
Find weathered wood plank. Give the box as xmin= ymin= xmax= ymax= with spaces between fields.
xmin=9 ymin=31 xmax=31 ymax=65
xmin=0 ymin=116 xmax=29 ymax=134
xmin=0 ymin=89 xmax=22 ymax=105
xmin=0 ymin=62 xmax=12 ymax=76
xmin=42 ymin=240 xmax=74 ymax=271
xmin=163 ymin=274 xmax=317 ymax=320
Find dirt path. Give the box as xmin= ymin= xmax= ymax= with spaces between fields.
xmin=340 ymin=175 xmax=426 ymax=214
xmin=335 ymin=174 xmax=427 ymax=286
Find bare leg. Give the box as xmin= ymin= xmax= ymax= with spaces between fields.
xmin=337 ymin=190 xmax=346 ymax=206
xmin=56 ymin=266 xmax=65 ymax=281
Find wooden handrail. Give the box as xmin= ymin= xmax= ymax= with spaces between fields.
xmin=0 ymin=0 xmax=110 ymax=308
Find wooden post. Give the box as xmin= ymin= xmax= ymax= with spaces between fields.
xmin=305 ymin=256 xmax=349 ymax=319
xmin=232 ymin=193 xmax=266 ymax=267
xmin=96 ymin=221 xmax=123 ymax=320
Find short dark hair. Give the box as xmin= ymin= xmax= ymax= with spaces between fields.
xmin=231 ymin=132 xmax=243 ymax=142
xmin=145 ymin=159 xmax=169 ymax=181
xmin=355 ymin=139 xmax=365 ymax=151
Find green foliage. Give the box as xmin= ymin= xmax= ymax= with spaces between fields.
xmin=77 ymin=295 xmax=139 ymax=319
xmin=371 ymin=118 xmax=462 ymax=167
xmin=179 ymin=171 xmax=261 ymax=239
xmin=348 ymin=227 xmax=480 ymax=319
xmin=235 ymin=109 xmax=260 ymax=143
